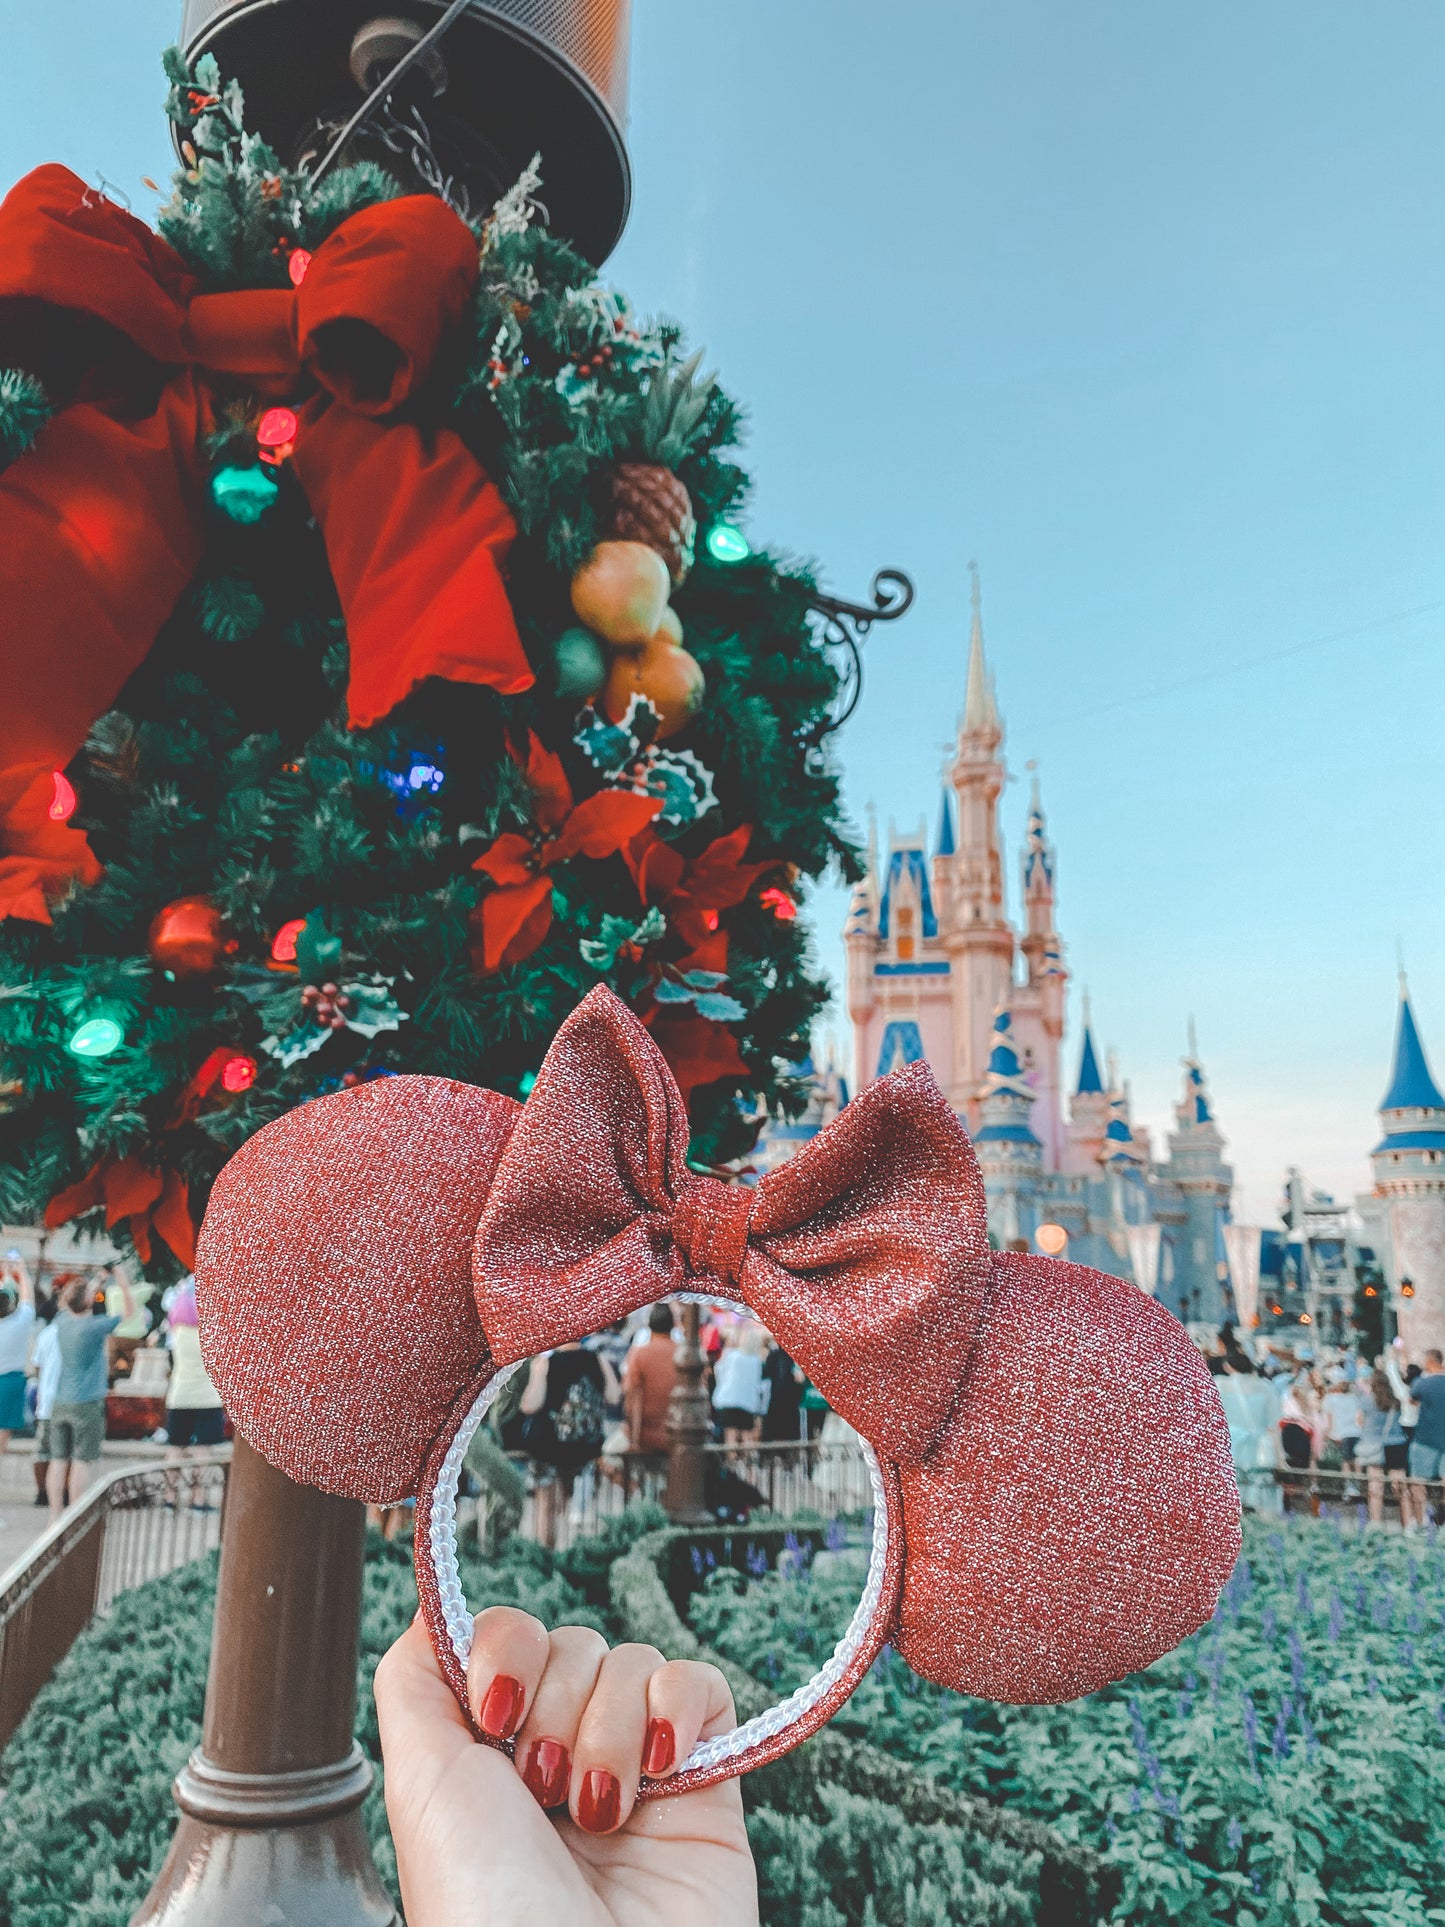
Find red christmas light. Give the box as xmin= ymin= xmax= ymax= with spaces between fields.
xmin=270 ymin=917 xmax=307 ymax=965
xmin=702 ymin=910 xmax=720 ymax=933
xmin=288 ymin=248 xmax=312 ymax=287
xmin=220 ymin=1054 xmax=258 ymax=1094
xmin=49 ymin=770 xmax=76 ymax=822
xmin=257 ymin=407 xmax=298 ymax=452
xmin=760 ymin=886 xmax=798 ymax=921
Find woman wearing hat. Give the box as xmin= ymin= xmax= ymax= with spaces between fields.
xmin=0 ymin=1250 xmax=36 ymax=1464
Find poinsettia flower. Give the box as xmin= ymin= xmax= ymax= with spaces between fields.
xmin=624 ymin=822 xmax=773 ymax=951
xmin=469 ymin=732 xmax=661 ymax=973
xmin=46 ymin=1153 xmax=196 ymax=1268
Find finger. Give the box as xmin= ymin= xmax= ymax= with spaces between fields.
xmin=465 ymin=1605 xmax=550 ymax=1741
xmin=512 ymin=1623 xmax=608 ymax=1809
xmin=641 ymin=1659 xmax=733 ymax=1781
xmin=569 ymin=1641 xmax=664 ymax=1834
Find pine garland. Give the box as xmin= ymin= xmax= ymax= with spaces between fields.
xmin=0 ymin=52 xmax=861 ymax=1271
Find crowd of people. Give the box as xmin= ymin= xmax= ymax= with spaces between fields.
xmin=1204 ymin=1323 xmax=1445 ymax=1527
xmin=0 ymin=1252 xmax=226 ymax=1523
xmin=474 ymin=1305 xmax=821 ymax=1547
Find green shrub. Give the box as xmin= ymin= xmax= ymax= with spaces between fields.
xmin=0 ymin=1508 xmax=1042 ymax=1927
xmin=692 ymin=1516 xmax=1444 ymax=1925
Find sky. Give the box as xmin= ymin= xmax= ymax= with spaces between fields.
xmin=4 ymin=1 xmax=1443 ymax=1222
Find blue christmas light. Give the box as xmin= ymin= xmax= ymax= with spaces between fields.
xmin=706 ymin=522 xmax=750 ymax=564
xmin=406 ymin=762 xmax=444 ymax=793
xmin=68 ymin=1017 xmax=124 ymax=1058
xmin=211 ymin=464 xmax=279 ymax=524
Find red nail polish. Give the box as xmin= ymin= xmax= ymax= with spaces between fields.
xmin=577 ymin=1768 xmax=622 ymax=1834
xmin=522 ymin=1737 xmax=570 ymax=1808
xmin=478 ymin=1673 xmax=525 ymax=1740
xmin=642 ymin=1717 xmax=675 ymax=1777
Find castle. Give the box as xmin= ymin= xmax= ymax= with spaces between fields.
xmin=841 ymin=570 xmax=1234 ymax=1323
xmin=1361 ymin=980 xmax=1445 ymax=1355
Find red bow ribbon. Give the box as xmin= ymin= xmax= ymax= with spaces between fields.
xmin=473 ymin=986 xmax=995 ymax=1463
xmin=0 ymin=165 xmax=532 ymax=921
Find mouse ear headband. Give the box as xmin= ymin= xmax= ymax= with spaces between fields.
xmin=197 ymin=985 xmax=1240 ymax=1798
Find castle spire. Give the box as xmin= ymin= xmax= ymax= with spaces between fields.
xmin=962 ymin=561 xmax=998 ymax=734
xmin=1075 ymin=992 xmax=1104 ymax=1096
xmin=1381 ymin=974 xmax=1445 ymax=1113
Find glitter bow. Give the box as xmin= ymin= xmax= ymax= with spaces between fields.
xmin=472 ymin=987 xmax=994 ymax=1464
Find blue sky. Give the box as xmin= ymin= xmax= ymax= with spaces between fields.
xmin=5 ymin=1 xmax=1443 ymax=1219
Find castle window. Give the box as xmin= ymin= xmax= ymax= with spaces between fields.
xmin=897 ymin=906 xmax=915 ymax=962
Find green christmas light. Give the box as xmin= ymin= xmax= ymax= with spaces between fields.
xmin=68 ymin=1017 xmax=124 ymax=1058
xmin=210 ymin=463 xmax=279 ymax=524
xmin=518 ymin=1071 xmax=537 ymax=1097
xmin=705 ymin=522 xmax=750 ymax=564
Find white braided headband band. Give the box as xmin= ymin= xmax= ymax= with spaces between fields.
xmin=425 ymin=1293 xmax=891 ymax=1776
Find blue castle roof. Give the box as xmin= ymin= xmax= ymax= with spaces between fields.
xmin=1076 ymin=1027 xmax=1104 ymax=1095
xmin=1381 ymin=991 xmax=1445 ymax=1114
xmin=878 ymin=847 xmax=939 ymax=940
xmin=936 ymin=790 xmax=955 ymax=857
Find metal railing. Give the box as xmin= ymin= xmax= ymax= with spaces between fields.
xmin=0 ymin=1454 xmax=229 ymax=1752
xmin=502 ymin=1440 xmax=870 ymax=1550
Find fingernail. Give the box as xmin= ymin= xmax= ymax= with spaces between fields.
xmin=522 ymin=1737 xmax=570 ymax=1808
xmin=577 ymin=1767 xmax=621 ymax=1834
xmin=478 ymin=1673 xmax=525 ymax=1740
xmin=642 ymin=1717 xmax=675 ymax=1777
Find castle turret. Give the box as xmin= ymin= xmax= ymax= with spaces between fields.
xmin=1372 ymin=976 xmax=1445 ymax=1355
xmin=1064 ymin=997 xmax=1110 ymax=1172
xmin=973 ymin=1006 xmax=1043 ymax=1245
xmin=1160 ymin=1022 xmax=1233 ymax=1324
xmin=941 ymin=565 xmax=1014 ymax=1119
xmin=1011 ymin=772 xmax=1067 ymax=1167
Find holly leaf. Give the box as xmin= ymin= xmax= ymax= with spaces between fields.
xmin=693 ymin=991 xmax=747 ymax=1022
xmin=262 ymin=1022 xmax=331 ymax=1068
xmin=682 ymin=970 xmax=727 ymax=990
xmin=652 ymin=977 xmax=696 ymax=1004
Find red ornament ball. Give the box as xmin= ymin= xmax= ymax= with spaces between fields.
xmin=48 ymin=770 xmax=76 ymax=822
xmin=288 ymin=248 xmax=312 ymax=287
xmin=148 ymin=896 xmax=239 ymax=981
xmin=270 ymin=916 xmax=307 ymax=966
xmin=257 ymin=406 xmax=298 ymax=451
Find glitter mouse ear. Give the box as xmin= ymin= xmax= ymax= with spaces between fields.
xmin=892 ymin=1251 xmax=1242 ymax=1704
xmin=195 ymin=1074 xmax=518 ymax=1504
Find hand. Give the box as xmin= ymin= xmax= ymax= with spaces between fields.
xmin=374 ymin=1610 xmax=759 ymax=1927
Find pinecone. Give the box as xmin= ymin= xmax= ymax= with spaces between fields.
xmin=607 ymin=348 xmax=716 ymax=585
xmin=610 ymin=463 xmax=696 ymax=585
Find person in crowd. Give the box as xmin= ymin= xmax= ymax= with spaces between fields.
xmin=1216 ymin=1346 xmax=1283 ymax=1514
xmin=760 ymin=1338 xmax=805 ymax=1444
xmin=1319 ymin=1374 xmax=1361 ymax=1497
xmin=162 ymin=1279 xmax=225 ymax=1501
xmin=1407 ymin=1347 xmax=1445 ymax=1528
xmin=0 ymin=1251 xmax=36 ymax=1466
xmin=711 ymin=1320 xmax=768 ymax=1447
xmin=621 ymin=1303 xmax=679 ymax=1456
xmin=519 ymin=1341 xmax=609 ymax=1549
xmin=28 ymin=1286 xmax=63 ymax=1508
xmin=49 ymin=1270 xmax=134 ymax=1521
xmin=1279 ymin=1376 xmax=1316 ymax=1471
xmin=1356 ymin=1366 xmax=1417 ymax=1528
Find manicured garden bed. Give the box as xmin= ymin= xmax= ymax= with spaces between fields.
xmin=689 ymin=1516 xmax=1444 ymax=1926
xmin=0 ymin=1509 xmax=1051 ymax=1927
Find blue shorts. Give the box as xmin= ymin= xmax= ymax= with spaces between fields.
xmin=0 ymin=1369 xmax=26 ymax=1431
xmin=1409 ymin=1441 xmax=1445 ymax=1481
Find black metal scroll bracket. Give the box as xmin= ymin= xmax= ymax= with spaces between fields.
xmin=801 ymin=567 xmax=916 ymax=765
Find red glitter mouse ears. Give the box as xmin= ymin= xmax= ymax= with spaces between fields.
xmin=196 ymin=985 xmax=1241 ymax=1797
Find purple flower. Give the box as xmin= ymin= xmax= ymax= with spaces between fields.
xmin=1261 ymin=1605 xmax=1277 ymax=1642
xmin=1128 ymin=1787 xmax=1143 ymax=1814
xmin=1226 ymin=1817 xmax=1244 ymax=1853
xmin=1271 ymin=1701 xmax=1292 ymax=1761
xmin=1300 ymin=1710 xmax=1320 ymax=1755
xmin=1403 ymin=1638 xmax=1417 ymax=1668
xmin=1327 ymin=1593 xmax=1345 ymax=1643
xmin=1288 ymin=1628 xmax=1306 ymax=1696
xmin=1296 ymin=1571 xmax=1313 ymax=1618
xmin=1240 ymin=1692 xmax=1262 ymax=1780
xmin=825 ymin=1516 xmax=847 ymax=1552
